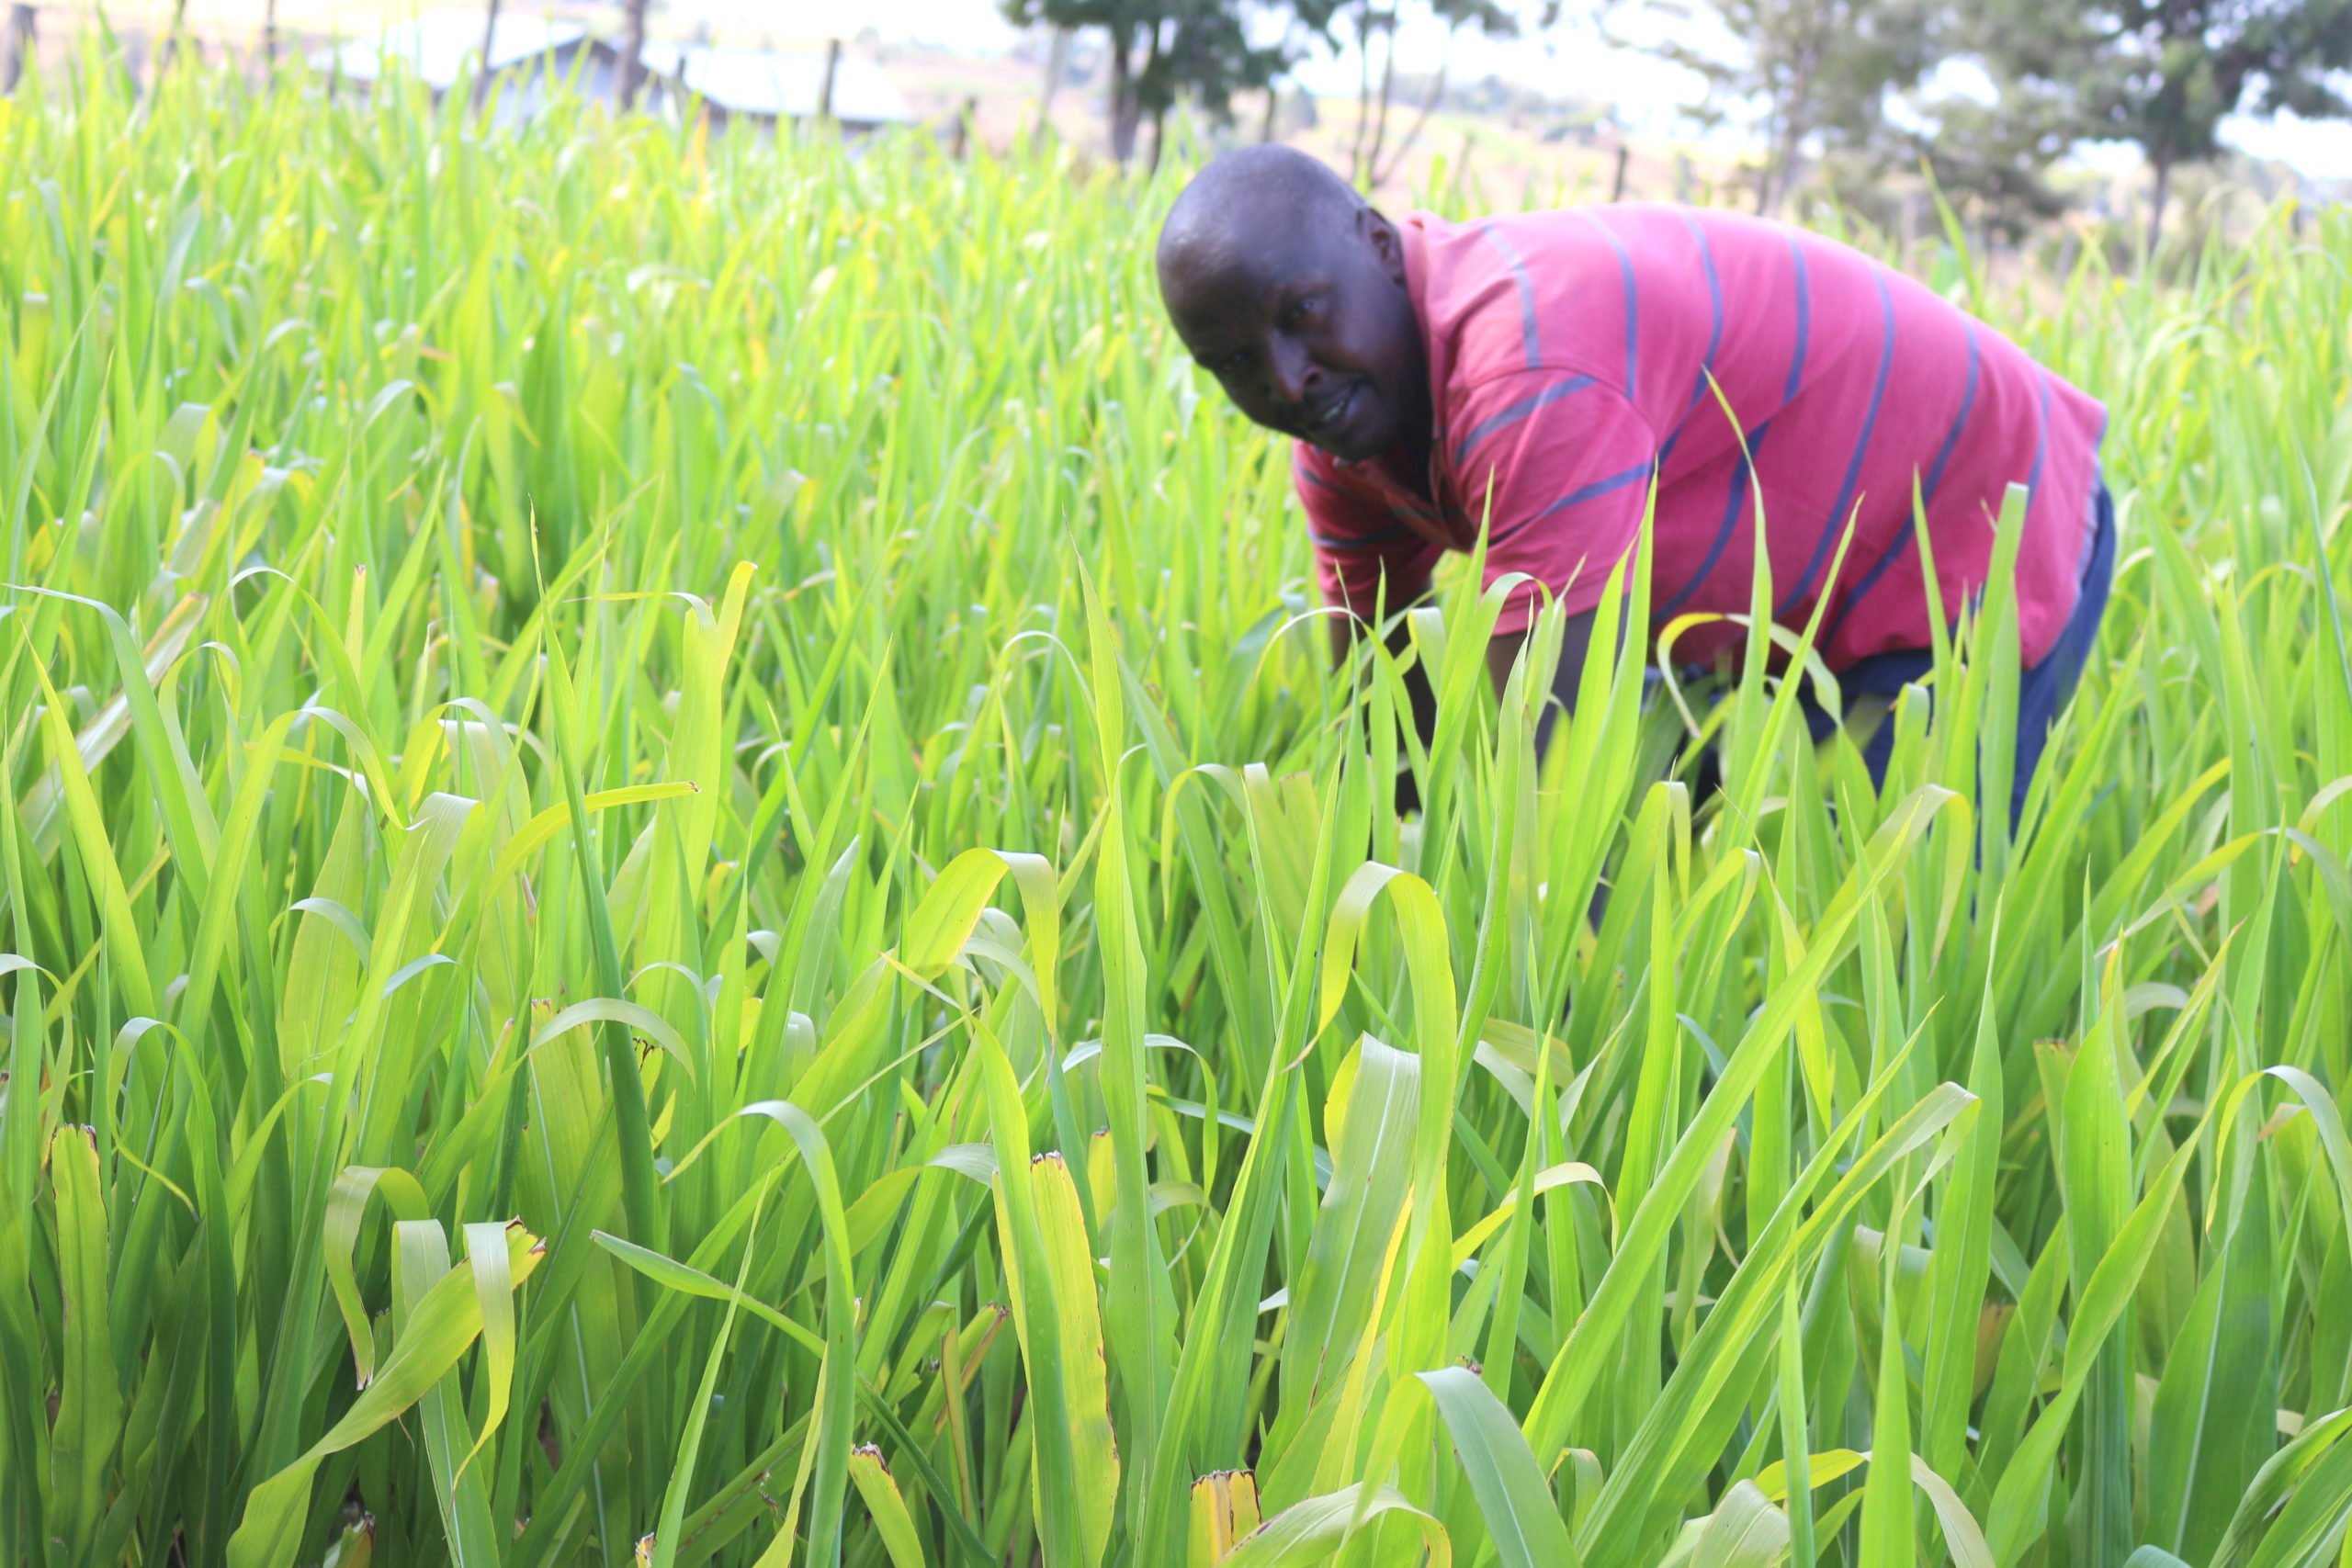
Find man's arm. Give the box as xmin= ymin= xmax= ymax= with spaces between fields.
xmin=1445 ymin=370 xmax=1657 ymax=755
xmin=1296 ymin=447 xmax=1443 ymax=778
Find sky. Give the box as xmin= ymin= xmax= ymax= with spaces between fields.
xmin=718 ymin=0 xmax=2352 ymax=180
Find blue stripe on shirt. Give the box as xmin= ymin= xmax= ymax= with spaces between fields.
xmin=1658 ymin=211 xmax=1724 ymax=469
xmin=1453 ymin=374 xmax=1598 ymax=471
xmin=1919 ymin=323 xmax=1982 ymax=503
xmin=1784 ymin=240 xmax=1812 ymax=399
xmin=1488 ymin=458 xmax=1654 ymax=547
xmin=1310 ymin=521 xmax=1417 ymax=552
xmin=1656 ymin=243 xmax=1810 ymax=622
xmin=1655 ymin=422 xmax=1773 ymax=621
xmin=2025 ymin=369 xmax=2051 ymax=500
xmin=1816 ymin=322 xmax=1981 ymax=647
xmin=1477 ymin=221 xmax=1542 ymax=368
xmin=1779 ymin=270 xmax=1895 ymax=616
xmin=1580 ymin=211 xmax=1641 ymax=400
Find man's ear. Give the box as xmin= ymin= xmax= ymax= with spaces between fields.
xmin=1363 ymin=209 xmax=1408 ymax=287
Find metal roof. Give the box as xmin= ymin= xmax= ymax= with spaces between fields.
xmin=308 ymin=8 xmax=595 ymax=89
xmin=638 ymin=43 xmax=913 ymax=124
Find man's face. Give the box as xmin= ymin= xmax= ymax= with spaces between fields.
xmin=1159 ymin=207 xmax=1429 ymax=465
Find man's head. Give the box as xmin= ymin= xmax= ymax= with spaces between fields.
xmin=1157 ymin=146 xmax=1429 ymax=465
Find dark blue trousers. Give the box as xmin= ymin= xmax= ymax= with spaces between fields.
xmin=1800 ymin=479 xmax=2118 ymax=826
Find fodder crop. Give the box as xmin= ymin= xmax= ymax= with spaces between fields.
xmin=2 ymin=51 xmax=2350 ymax=1568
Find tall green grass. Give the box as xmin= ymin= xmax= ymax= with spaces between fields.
xmin=2 ymin=48 xmax=2350 ymax=1568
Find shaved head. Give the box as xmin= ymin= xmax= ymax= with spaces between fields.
xmin=1157 ymin=145 xmax=1368 ymax=281
xmin=1155 ymin=148 xmax=1430 ymax=465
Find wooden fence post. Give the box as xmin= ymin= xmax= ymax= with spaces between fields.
xmin=816 ymin=36 xmax=839 ymax=126
xmin=2 ymin=4 xmax=36 ymax=94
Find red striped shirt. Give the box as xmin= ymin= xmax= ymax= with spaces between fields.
xmin=1298 ymin=205 xmax=2108 ymax=671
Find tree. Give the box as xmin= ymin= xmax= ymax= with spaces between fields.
xmin=1340 ymin=0 xmax=1521 ymax=186
xmin=1003 ymin=0 xmax=1148 ymax=162
xmin=1037 ymin=25 xmax=1074 ymax=133
xmin=475 ymin=0 xmax=503 ymax=110
xmin=1004 ymin=0 xmax=1344 ymax=164
xmin=1617 ymin=0 xmax=1940 ymax=213
xmin=1971 ymin=0 xmax=2352 ymax=248
xmin=1876 ymin=63 xmax=2079 ymax=242
xmin=616 ymin=0 xmax=650 ymax=109
xmin=1 ymin=3 xmax=31 ymax=94
xmin=1136 ymin=0 xmax=1306 ymax=167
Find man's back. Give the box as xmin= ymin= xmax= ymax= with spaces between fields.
xmin=1298 ymin=203 xmax=2107 ymax=671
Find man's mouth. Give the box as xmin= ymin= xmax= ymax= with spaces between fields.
xmin=1305 ymin=384 xmax=1358 ymax=439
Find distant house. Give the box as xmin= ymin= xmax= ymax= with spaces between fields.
xmin=310 ymin=9 xmax=621 ymax=126
xmin=638 ymin=43 xmax=913 ymax=136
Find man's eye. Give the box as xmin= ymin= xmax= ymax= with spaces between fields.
xmin=1216 ymin=352 xmax=1250 ymax=375
xmin=1286 ymin=295 xmax=1320 ymax=325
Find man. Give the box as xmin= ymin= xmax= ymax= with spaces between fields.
xmin=1154 ymin=146 xmax=2115 ymax=822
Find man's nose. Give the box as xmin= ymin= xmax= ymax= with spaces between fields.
xmin=1267 ymin=338 xmax=1321 ymax=407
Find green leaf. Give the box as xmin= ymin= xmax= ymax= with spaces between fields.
xmin=1686 ymin=1482 xmax=1790 ymax=1568
xmin=1217 ymin=1483 xmax=1452 ymax=1568
xmin=2146 ymin=1162 xmax=2278 ymax=1563
xmin=531 ymin=997 xmax=694 ymax=1078
xmin=848 ymin=1448 xmax=932 ymax=1568
xmin=900 ymin=846 xmax=1014 ymax=978
xmin=1419 ymin=1365 xmax=1578 ymax=1568
xmin=225 ymin=1225 xmax=545 ymax=1568
xmin=46 ymin=1126 xmax=119 ymax=1562
xmin=1859 ymin=1182 xmax=1917 ymax=1568
xmin=322 ymin=1167 xmax=430 ymax=1390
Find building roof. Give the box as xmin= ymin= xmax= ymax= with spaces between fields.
xmin=638 ymin=43 xmax=912 ymax=125
xmin=308 ymin=8 xmax=596 ymax=89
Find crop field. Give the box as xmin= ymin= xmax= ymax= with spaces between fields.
xmin=1 ymin=49 xmax=2350 ymax=1568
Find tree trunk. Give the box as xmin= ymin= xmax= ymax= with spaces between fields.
xmin=1761 ymin=105 xmax=1807 ymax=216
xmin=1757 ymin=40 xmax=1816 ymax=218
xmin=160 ymin=0 xmax=190 ymax=80
xmin=1750 ymin=97 xmax=1779 ymax=213
xmin=1759 ymin=115 xmax=1807 ymax=216
xmin=1035 ymin=25 xmax=1069 ymax=136
xmin=1147 ymin=104 xmax=1168 ymax=175
xmin=1 ymin=3 xmax=33 ymax=93
xmin=1107 ymin=26 xmax=1140 ymax=164
xmin=1370 ymin=51 xmax=1446 ymax=189
xmin=616 ymin=0 xmax=648 ymax=108
xmin=263 ymin=0 xmax=278 ymax=75
xmin=1130 ymin=22 xmax=1161 ymax=166
xmin=1349 ymin=3 xmax=1374 ymax=182
xmin=1360 ymin=14 xmax=1401 ymax=186
xmin=817 ymin=37 xmax=841 ymax=124
xmin=1258 ymin=83 xmax=1278 ymax=142
xmin=2145 ymin=152 xmax=2173 ymax=257
xmin=472 ymin=0 xmax=501 ymax=110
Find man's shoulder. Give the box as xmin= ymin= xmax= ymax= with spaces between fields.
xmin=1419 ymin=202 xmax=1858 ymax=278
xmin=1409 ymin=207 xmax=1692 ymax=400
xmin=1409 ymin=205 xmax=1639 ymax=278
